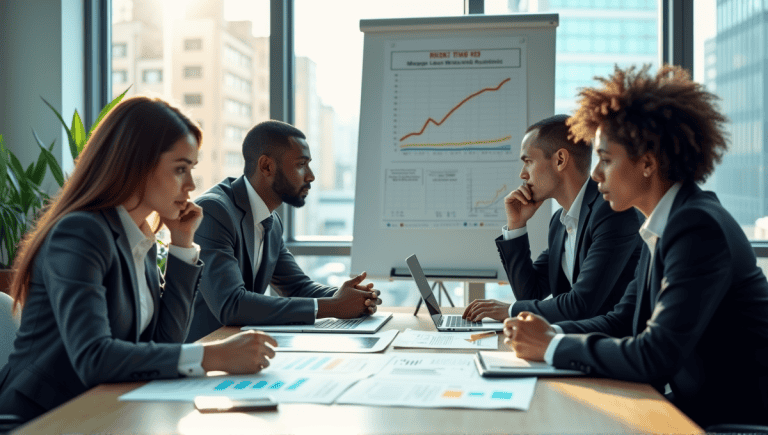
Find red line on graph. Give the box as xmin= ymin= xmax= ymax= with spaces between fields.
xmin=399 ymin=77 xmax=511 ymax=142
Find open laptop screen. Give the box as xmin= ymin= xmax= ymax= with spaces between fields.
xmin=406 ymin=254 xmax=443 ymax=326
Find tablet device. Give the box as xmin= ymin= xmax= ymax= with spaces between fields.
xmin=474 ymin=351 xmax=584 ymax=377
xmin=194 ymin=396 xmax=278 ymax=413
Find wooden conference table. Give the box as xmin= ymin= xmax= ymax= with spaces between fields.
xmin=12 ymin=307 xmax=702 ymax=434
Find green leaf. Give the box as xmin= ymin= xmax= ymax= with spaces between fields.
xmin=32 ymin=129 xmax=64 ymax=188
xmin=5 ymin=166 xmax=21 ymax=199
xmin=71 ymin=110 xmax=86 ymax=157
xmin=38 ymin=143 xmax=64 ymax=187
xmin=87 ymin=85 xmax=133 ymax=142
xmin=41 ymin=96 xmax=78 ymax=162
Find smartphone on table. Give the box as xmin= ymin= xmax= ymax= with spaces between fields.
xmin=194 ymin=396 xmax=278 ymax=413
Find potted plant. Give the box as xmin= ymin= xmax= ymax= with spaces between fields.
xmin=0 ymin=88 xmax=131 ymax=292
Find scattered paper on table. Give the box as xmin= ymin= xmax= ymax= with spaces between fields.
xmin=375 ymin=352 xmax=483 ymax=380
xmin=268 ymin=352 xmax=393 ymax=377
xmin=335 ymin=376 xmax=537 ymax=410
xmin=392 ymin=328 xmax=498 ymax=350
xmin=119 ymin=372 xmax=359 ymax=404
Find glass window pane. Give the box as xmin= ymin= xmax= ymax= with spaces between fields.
xmin=111 ymin=0 xmax=271 ymax=197
xmin=292 ymin=1 xmax=464 ymax=238
xmin=695 ymin=0 xmax=767 ymax=240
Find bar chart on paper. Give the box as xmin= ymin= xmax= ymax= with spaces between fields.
xmin=381 ymin=36 xmax=527 ymax=229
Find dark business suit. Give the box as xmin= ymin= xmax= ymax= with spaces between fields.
xmin=553 ymin=183 xmax=768 ymax=426
xmin=496 ymin=179 xmax=643 ymax=322
xmin=186 ymin=176 xmax=336 ymax=342
xmin=0 ymin=208 xmax=202 ymax=421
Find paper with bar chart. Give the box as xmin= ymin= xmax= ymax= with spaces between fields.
xmin=381 ymin=37 xmax=526 ymax=229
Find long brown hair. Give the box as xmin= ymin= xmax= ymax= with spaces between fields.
xmin=9 ymin=96 xmax=202 ymax=312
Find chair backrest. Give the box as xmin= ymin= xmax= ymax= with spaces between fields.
xmin=0 ymin=292 xmax=20 ymax=368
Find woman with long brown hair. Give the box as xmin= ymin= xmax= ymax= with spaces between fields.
xmin=0 ymin=96 xmax=277 ymax=422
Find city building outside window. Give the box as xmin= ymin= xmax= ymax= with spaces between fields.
xmin=184 ymin=93 xmax=203 ymax=106
xmin=184 ymin=66 xmax=203 ymax=78
xmin=142 ymin=69 xmax=162 ymax=83
xmin=112 ymin=42 xmax=127 ymax=58
xmin=184 ymin=38 xmax=203 ymax=50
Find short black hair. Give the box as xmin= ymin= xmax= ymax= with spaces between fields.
xmin=242 ymin=120 xmax=306 ymax=177
xmin=526 ymin=114 xmax=592 ymax=174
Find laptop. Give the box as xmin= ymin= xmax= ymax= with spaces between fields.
xmin=240 ymin=311 xmax=393 ymax=334
xmin=406 ymin=254 xmax=503 ymax=332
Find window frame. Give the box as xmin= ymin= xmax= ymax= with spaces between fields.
xmin=103 ymin=0 xmax=768 ymax=257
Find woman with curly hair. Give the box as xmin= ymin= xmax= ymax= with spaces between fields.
xmin=502 ymin=65 xmax=768 ymax=427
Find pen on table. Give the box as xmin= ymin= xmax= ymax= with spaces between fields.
xmin=465 ymin=331 xmax=497 ymax=342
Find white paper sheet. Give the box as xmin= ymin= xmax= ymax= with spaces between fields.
xmin=268 ymin=352 xmax=393 ymax=377
xmin=118 ymin=372 xmax=359 ymax=404
xmin=335 ymin=376 xmax=537 ymax=410
xmin=269 ymin=329 xmax=398 ymax=353
xmin=392 ymin=328 xmax=498 ymax=350
xmin=375 ymin=352 xmax=484 ymax=380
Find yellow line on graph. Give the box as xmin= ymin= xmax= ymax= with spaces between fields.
xmin=400 ymin=135 xmax=512 ymax=149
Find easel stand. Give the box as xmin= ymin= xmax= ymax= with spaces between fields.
xmin=413 ymin=280 xmax=454 ymax=315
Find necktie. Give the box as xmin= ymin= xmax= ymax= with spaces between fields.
xmin=254 ymin=214 xmax=274 ymax=289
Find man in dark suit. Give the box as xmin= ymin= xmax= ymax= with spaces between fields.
xmin=186 ymin=121 xmax=381 ymax=342
xmin=464 ymin=115 xmax=642 ymax=323
xmin=505 ymin=65 xmax=768 ymax=427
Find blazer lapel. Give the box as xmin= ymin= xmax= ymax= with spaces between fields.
xmin=550 ymin=210 xmax=566 ymax=292
xmin=632 ymin=244 xmax=656 ymax=336
xmin=572 ymin=179 xmax=598 ymax=280
xmin=102 ymin=208 xmax=142 ymax=341
xmin=232 ymin=176 xmax=257 ymax=285
xmin=143 ymin=244 xmax=161 ymax=337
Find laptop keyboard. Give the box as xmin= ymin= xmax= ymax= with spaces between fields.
xmin=445 ymin=316 xmax=483 ymax=328
xmin=313 ymin=317 xmax=366 ymax=329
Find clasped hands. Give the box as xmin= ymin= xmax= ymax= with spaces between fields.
xmin=502 ymin=311 xmax=556 ymax=362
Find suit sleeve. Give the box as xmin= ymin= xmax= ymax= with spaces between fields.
xmin=152 ymin=253 xmax=203 ymax=343
xmin=41 ymin=214 xmax=182 ymax=388
xmin=552 ymin=209 xmax=732 ymax=383
xmin=194 ymin=198 xmax=330 ymax=326
xmin=495 ymin=213 xmax=558 ymax=301
xmin=510 ymin=205 xmax=641 ymax=322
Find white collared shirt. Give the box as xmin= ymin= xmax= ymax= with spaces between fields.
xmin=116 ymin=206 xmax=205 ymax=377
xmin=503 ymin=179 xmax=590 ymax=317
xmin=542 ymin=182 xmax=684 ymax=366
xmin=243 ymin=179 xmax=319 ymax=317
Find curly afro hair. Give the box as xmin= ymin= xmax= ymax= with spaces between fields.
xmin=567 ymin=64 xmax=728 ymax=184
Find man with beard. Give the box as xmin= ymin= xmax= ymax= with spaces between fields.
xmin=186 ymin=121 xmax=381 ymax=342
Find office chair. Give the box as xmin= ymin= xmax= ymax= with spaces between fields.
xmin=0 ymin=292 xmax=20 ymax=367
xmin=705 ymin=424 xmax=768 ymax=434
xmin=0 ymin=292 xmax=23 ymax=434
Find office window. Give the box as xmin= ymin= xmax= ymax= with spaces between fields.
xmin=112 ymin=42 xmax=127 ymax=58
xmin=695 ymin=0 xmax=768 ymax=240
xmin=112 ymin=70 xmax=127 ymax=84
xmin=224 ymin=98 xmax=251 ymax=117
xmin=184 ymin=93 xmax=203 ymax=106
xmin=225 ymin=151 xmax=243 ymax=167
xmin=111 ymin=0 xmax=270 ymax=195
xmin=184 ymin=66 xmax=203 ymax=78
xmin=185 ymin=38 xmax=203 ymax=50
xmin=142 ymin=69 xmax=162 ymax=83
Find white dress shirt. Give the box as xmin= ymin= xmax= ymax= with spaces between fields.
xmin=243 ymin=179 xmax=319 ymax=317
xmin=503 ymin=179 xmax=590 ymax=317
xmin=116 ymin=206 xmax=205 ymax=377
xmin=542 ymin=182 xmax=683 ymax=365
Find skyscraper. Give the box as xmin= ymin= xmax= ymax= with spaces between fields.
xmin=706 ymin=0 xmax=767 ymax=229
